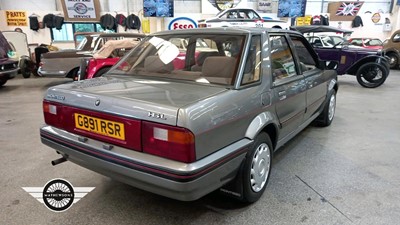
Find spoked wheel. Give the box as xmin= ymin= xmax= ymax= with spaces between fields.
xmin=242 ymin=132 xmax=272 ymax=203
xmin=356 ymin=62 xmax=388 ymax=88
xmin=387 ymin=53 xmax=399 ymax=69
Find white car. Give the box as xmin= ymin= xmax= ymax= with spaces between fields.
xmin=305 ymin=35 xmax=345 ymax=48
xmin=198 ymin=8 xmax=289 ymax=29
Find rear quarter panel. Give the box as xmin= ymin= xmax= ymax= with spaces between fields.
xmin=178 ymin=86 xmax=275 ymax=159
xmin=41 ymin=57 xmax=82 ymax=76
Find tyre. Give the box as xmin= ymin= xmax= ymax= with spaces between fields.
xmin=19 ymin=58 xmax=31 ymax=78
xmin=70 ymin=68 xmax=79 ymax=81
xmin=0 ymin=78 xmax=7 ymax=87
xmin=242 ymin=132 xmax=272 ymax=203
xmin=20 ymin=66 xmax=31 ymax=78
xmin=315 ymin=89 xmax=336 ymax=127
xmin=387 ymin=52 xmax=399 ymax=69
xmin=356 ymin=62 xmax=388 ymax=88
xmin=94 ymin=67 xmax=111 ymax=78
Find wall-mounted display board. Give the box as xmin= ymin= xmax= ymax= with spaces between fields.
xmin=5 ymin=10 xmax=28 ymax=26
xmin=328 ymin=1 xmax=364 ymax=21
xmin=61 ymin=0 xmax=101 ymax=22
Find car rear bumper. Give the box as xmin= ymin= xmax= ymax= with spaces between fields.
xmin=37 ymin=67 xmax=68 ymax=77
xmin=40 ymin=125 xmax=251 ymax=201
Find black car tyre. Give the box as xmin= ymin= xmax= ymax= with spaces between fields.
xmin=387 ymin=52 xmax=399 ymax=69
xmin=94 ymin=67 xmax=111 ymax=78
xmin=242 ymin=132 xmax=272 ymax=203
xmin=0 ymin=78 xmax=7 ymax=87
xmin=19 ymin=58 xmax=32 ymax=78
xmin=70 ymin=68 xmax=80 ymax=81
xmin=20 ymin=66 xmax=31 ymax=78
xmin=356 ymin=62 xmax=388 ymax=88
xmin=315 ymin=89 xmax=336 ymax=127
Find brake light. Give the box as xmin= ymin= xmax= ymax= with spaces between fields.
xmin=142 ymin=121 xmax=195 ymax=163
xmin=43 ymin=100 xmax=64 ymax=129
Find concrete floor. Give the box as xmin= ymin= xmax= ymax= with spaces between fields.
xmin=1 ymin=72 xmax=399 ymax=225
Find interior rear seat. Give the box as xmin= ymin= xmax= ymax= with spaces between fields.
xmin=202 ymin=56 xmax=236 ymax=78
xmin=144 ymin=56 xmax=174 ymax=73
xmin=191 ymin=51 xmax=220 ymax=71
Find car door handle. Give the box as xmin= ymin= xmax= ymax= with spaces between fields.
xmin=278 ymin=91 xmax=286 ymax=100
xmin=278 ymin=91 xmax=286 ymax=97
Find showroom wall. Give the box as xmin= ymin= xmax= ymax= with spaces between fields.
xmin=0 ymin=0 xmax=399 ymax=49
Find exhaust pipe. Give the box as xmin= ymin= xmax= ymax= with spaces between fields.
xmin=51 ymin=157 xmax=67 ymax=166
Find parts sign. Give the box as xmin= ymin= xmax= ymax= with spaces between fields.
xmin=5 ymin=10 xmax=28 ymax=26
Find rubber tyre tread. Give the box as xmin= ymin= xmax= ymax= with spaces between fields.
xmin=242 ymin=132 xmax=273 ymax=203
xmin=315 ymin=89 xmax=336 ymax=127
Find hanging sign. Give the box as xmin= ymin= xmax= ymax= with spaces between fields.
xmin=61 ymin=0 xmax=101 ymax=22
xmin=257 ymin=0 xmax=272 ymax=12
xmin=371 ymin=13 xmax=381 ymax=23
xmin=5 ymin=11 xmax=28 ymax=26
xmin=168 ymin=17 xmax=197 ymax=30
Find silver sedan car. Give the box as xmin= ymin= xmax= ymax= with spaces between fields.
xmin=40 ymin=27 xmax=338 ymax=203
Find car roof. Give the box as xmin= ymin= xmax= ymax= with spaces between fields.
xmin=291 ymin=25 xmax=353 ymax=34
xmin=350 ymin=37 xmax=380 ymax=40
xmin=153 ymin=27 xmax=297 ymax=36
xmin=98 ymin=33 xmax=146 ymax=38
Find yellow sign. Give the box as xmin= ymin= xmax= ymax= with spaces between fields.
xmin=296 ymin=16 xmax=312 ymax=26
xmin=5 ymin=10 xmax=28 ymax=26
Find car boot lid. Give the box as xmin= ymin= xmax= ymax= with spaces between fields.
xmin=45 ymin=76 xmax=227 ymax=125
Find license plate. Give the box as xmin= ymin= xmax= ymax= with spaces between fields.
xmin=74 ymin=113 xmax=125 ymax=140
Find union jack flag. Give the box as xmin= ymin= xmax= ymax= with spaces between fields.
xmin=336 ymin=2 xmax=364 ymax=16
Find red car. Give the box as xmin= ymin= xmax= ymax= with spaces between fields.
xmin=349 ymin=38 xmax=383 ymax=50
xmin=80 ymin=38 xmax=142 ymax=79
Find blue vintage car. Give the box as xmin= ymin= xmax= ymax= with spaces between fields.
xmin=40 ymin=27 xmax=338 ymax=203
xmin=292 ymin=25 xmax=390 ymax=88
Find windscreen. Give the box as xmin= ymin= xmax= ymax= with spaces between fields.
xmin=109 ymin=34 xmax=246 ymax=86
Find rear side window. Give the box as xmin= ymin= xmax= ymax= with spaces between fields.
xmin=269 ymin=35 xmax=296 ymax=81
xmin=241 ymin=35 xmax=261 ymax=85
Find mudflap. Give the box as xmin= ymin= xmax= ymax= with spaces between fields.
xmin=78 ymin=58 xmax=89 ymax=81
xmin=219 ymin=160 xmax=245 ymax=201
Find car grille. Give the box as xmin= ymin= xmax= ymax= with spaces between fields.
xmin=0 ymin=62 xmax=18 ymax=71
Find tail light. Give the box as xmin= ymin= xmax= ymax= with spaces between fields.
xmin=142 ymin=121 xmax=195 ymax=163
xmin=198 ymin=24 xmax=206 ymax=28
xmin=43 ymin=100 xmax=64 ymax=129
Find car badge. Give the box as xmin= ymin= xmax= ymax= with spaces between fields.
xmin=95 ymin=99 xmax=100 ymax=106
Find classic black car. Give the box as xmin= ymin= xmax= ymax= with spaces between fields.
xmin=292 ymin=25 xmax=390 ymax=88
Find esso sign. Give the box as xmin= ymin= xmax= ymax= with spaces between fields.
xmin=168 ymin=17 xmax=198 ymax=30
